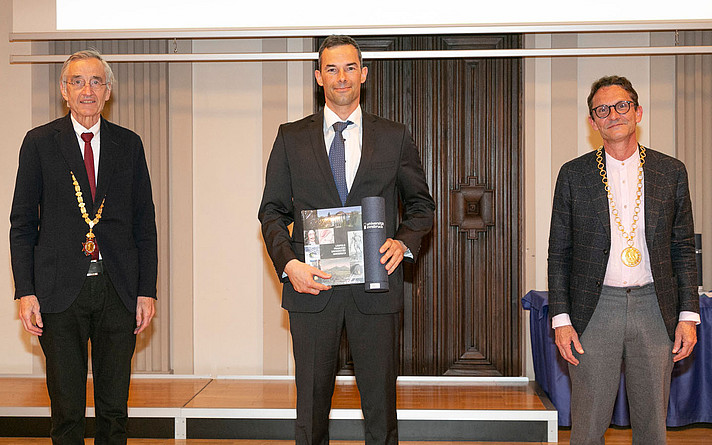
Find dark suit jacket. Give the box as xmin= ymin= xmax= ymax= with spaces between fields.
xmin=548 ymin=147 xmax=699 ymax=340
xmin=10 ymin=114 xmax=158 ymax=313
xmin=258 ymin=110 xmax=435 ymax=314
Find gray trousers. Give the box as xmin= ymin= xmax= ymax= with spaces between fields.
xmin=569 ymin=283 xmax=674 ymax=445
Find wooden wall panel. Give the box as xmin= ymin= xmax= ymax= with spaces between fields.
xmin=320 ymin=34 xmax=523 ymax=376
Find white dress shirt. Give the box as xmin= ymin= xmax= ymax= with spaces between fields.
xmin=602 ymin=149 xmax=654 ymax=287
xmin=70 ymin=115 xmax=101 ymax=178
xmin=323 ymin=105 xmax=362 ymax=191
xmin=70 ymin=115 xmax=102 ymax=260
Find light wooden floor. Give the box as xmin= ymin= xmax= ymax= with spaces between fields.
xmin=0 ymin=377 xmax=547 ymax=411
xmin=1 ymin=377 xmax=708 ymax=443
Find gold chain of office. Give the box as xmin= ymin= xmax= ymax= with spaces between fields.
xmin=71 ymin=171 xmax=105 ymax=257
xmin=596 ymin=145 xmax=646 ymax=267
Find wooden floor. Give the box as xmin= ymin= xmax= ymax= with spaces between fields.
xmin=0 ymin=376 xmax=547 ymax=411
xmin=0 ymin=376 xmax=708 ymax=443
xmin=0 ymin=375 xmax=554 ymax=441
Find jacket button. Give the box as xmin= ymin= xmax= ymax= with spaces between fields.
xmin=596 ymin=281 xmax=601 ymax=287
xmin=603 ymin=249 xmax=609 ymax=255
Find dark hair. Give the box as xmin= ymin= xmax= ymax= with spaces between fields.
xmin=587 ymin=75 xmax=638 ymax=117
xmin=318 ymin=35 xmax=363 ymax=70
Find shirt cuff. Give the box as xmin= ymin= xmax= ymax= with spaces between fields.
xmin=679 ymin=311 xmax=701 ymax=325
xmin=552 ymin=310 xmax=700 ymax=329
xmin=551 ymin=313 xmax=572 ymax=329
xmin=396 ymin=239 xmax=413 ymax=259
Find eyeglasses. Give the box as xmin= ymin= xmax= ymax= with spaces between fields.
xmin=63 ymin=78 xmax=108 ymax=90
xmin=590 ymin=100 xmax=635 ymax=119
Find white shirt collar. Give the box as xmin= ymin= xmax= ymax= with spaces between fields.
xmin=323 ymin=105 xmax=362 ymax=131
xmin=70 ymin=114 xmax=101 ymax=137
xmin=604 ymin=146 xmax=640 ymax=170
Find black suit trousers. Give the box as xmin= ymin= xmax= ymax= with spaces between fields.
xmin=39 ymin=270 xmax=136 ymax=445
xmin=289 ymin=286 xmax=399 ymax=445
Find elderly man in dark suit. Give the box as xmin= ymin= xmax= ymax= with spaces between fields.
xmin=259 ymin=35 xmax=434 ymax=445
xmin=548 ymin=75 xmax=699 ymax=445
xmin=11 ymin=49 xmax=157 ymax=444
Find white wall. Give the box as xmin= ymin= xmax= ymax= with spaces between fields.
xmin=189 ymin=39 xmax=266 ymax=375
xmin=1 ymin=0 xmax=682 ymax=377
xmin=187 ymin=38 xmax=312 ymax=375
xmin=1 ymin=0 xmax=36 ymax=373
xmin=188 ymin=38 xmax=312 ymax=375
xmin=12 ymin=0 xmax=55 ymax=32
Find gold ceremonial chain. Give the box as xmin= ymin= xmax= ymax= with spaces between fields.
xmin=71 ymin=172 xmax=105 ymax=256
xmin=596 ymin=145 xmax=646 ymax=267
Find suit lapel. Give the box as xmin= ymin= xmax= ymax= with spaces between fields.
xmin=55 ymin=114 xmax=95 ymax=206
xmin=348 ymin=112 xmax=376 ymax=203
xmin=591 ymin=150 xmax=612 ymax=242
xmin=94 ymin=117 xmax=118 ymax=208
xmin=309 ymin=110 xmax=343 ymax=206
xmin=643 ymin=150 xmax=662 ymax=251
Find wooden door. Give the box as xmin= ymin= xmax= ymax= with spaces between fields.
xmin=317 ymin=34 xmax=522 ymax=376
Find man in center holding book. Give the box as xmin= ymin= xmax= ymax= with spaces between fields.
xmin=259 ymin=35 xmax=435 ymax=444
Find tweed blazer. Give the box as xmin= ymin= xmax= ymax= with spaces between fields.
xmin=548 ymin=147 xmax=698 ymax=340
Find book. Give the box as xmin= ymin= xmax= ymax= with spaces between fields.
xmin=301 ymin=197 xmax=389 ymax=290
xmin=302 ymin=206 xmax=365 ymax=286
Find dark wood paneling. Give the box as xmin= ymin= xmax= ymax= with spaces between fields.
xmin=317 ymin=34 xmax=522 ymax=376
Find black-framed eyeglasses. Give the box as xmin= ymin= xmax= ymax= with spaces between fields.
xmin=63 ymin=78 xmax=108 ymax=90
xmin=590 ymin=100 xmax=635 ymax=119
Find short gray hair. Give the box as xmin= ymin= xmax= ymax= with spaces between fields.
xmin=60 ymin=49 xmax=115 ymax=87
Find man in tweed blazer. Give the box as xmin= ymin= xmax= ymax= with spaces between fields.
xmin=548 ymin=76 xmax=699 ymax=445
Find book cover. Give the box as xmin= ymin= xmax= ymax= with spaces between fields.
xmin=302 ymin=206 xmax=365 ymax=286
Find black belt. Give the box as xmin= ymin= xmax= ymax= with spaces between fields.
xmin=87 ymin=259 xmax=104 ymax=276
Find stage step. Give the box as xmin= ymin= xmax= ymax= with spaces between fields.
xmin=0 ymin=375 xmax=557 ymax=442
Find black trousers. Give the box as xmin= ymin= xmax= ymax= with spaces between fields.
xmin=38 ymin=271 xmax=136 ymax=445
xmin=288 ymin=286 xmax=400 ymax=445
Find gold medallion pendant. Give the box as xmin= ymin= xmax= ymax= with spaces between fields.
xmin=71 ymin=171 xmax=105 ymax=256
xmin=621 ymin=246 xmax=642 ymax=267
xmin=82 ymin=232 xmax=97 ymax=256
xmin=596 ymin=146 xmax=647 ymax=268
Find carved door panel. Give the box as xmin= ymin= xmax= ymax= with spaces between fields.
xmin=317 ymin=35 xmax=522 ymax=376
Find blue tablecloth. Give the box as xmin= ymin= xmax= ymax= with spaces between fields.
xmin=522 ymin=290 xmax=712 ymax=427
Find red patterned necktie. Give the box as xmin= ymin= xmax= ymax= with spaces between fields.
xmin=81 ymin=132 xmax=97 ymax=200
xmin=81 ymin=132 xmax=99 ymax=259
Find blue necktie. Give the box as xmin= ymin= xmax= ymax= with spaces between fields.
xmin=329 ymin=121 xmax=352 ymax=205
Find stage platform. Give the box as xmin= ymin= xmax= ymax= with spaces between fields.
xmin=0 ymin=375 xmax=557 ymax=442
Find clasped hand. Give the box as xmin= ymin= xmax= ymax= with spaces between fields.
xmin=286 ymin=237 xmax=406 ymax=295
